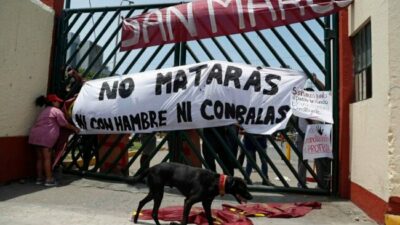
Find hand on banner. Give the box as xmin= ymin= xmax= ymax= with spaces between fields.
xmin=291 ymin=73 xmax=333 ymax=124
xmin=311 ymin=73 xmax=325 ymax=90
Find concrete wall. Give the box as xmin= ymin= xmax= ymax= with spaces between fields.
xmin=0 ymin=0 xmax=55 ymax=183
xmin=388 ymin=0 xmax=400 ymax=197
xmin=348 ymin=0 xmax=389 ymax=200
xmin=0 ymin=0 xmax=54 ymax=137
xmin=349 ymin=0 xmax=400 ymax=201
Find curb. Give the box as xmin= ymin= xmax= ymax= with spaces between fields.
xmin=385 ymin=214 xmax=400 ymax=225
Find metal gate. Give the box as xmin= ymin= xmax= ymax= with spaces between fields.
xmin=52 ymin=3 xmax=339 ymax=195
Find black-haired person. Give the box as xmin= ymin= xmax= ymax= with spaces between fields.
xmin=65 ymin=67 xmax=85 ymax=97
xmin=28 ymin=94 xmax=79 ymax=186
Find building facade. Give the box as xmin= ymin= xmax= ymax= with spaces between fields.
xmin=339 ymin=0 xmax=400 ymax=223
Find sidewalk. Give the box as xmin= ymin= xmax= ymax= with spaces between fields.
xmin=0 ymin=174 xmax=377 ymax=225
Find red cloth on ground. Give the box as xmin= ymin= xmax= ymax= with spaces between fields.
xmin=132 ymin=202 xmax=320 ymax=225
xmin=133 ymin=206 xmax=252 ymax=225
xmin=222 ymin=202 xmax=321 ymax=218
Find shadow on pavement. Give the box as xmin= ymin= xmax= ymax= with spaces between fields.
xmin=0 ymin=172 xmax=81 ymax=201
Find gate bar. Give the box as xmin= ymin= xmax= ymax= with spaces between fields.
xmin=285 ymin=25 xmax=326 ymax=74
xmin=81 ymin=9 xmax=137 ymax=79
xmin=66 ymin=11 xmax=108 ymax=65
xmin=331 ymin=14 xmax=340 ymax=195
xmin=241 ymin=33 xmax=270 ymax=67
xmin=211 ymin=127 xmax=252 ymax=183
xmin=235 ymin=133 xmax=272 ymax=186
xmin=248 ymin=133 xmax=290 ymax=187
xmin=196 ymin=129 xmax=232 ymax=175
xmin=255 ymin=30 xmax=287 ymax=67
xmin=267 ymin=134 xmax=306 ymax=188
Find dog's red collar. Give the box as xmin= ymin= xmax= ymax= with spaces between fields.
xmin=219 ymin=174 xmax=227 ymax=196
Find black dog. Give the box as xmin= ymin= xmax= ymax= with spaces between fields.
xmin=128 ymin=162 xmax=253 ymax=225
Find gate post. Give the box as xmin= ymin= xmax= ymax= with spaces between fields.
xmin=331 ymin=14 xmax=342 ymax=196
xmin=46 ymin=0 xmax=67 ymax=95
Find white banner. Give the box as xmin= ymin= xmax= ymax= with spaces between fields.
xmin=303 ymin=124 xmax=333 ymax=160
xmin=290 ymin=87 xmax=333 ymax=123
xmin=72 ymin=61 xmax=306 ymax=134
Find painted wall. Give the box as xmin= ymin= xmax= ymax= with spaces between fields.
xmin=0 ymin=0 xmax=54 ymax=182
xmin=349 ymin=0 xmax=400 ymax=201
xmin=0 ymin=0 xmax=54 ymax=137
xmin=387 ymin=0 xmax=400 ymax=197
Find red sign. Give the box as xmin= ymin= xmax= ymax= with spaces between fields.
xmin=121 ymin=0 xmax=352 ymax=51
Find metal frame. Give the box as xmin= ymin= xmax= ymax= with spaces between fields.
xmin=52 ymin=3 xmax=340 ymax=196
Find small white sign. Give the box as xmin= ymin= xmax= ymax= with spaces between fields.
xmin=303 ymin=124 xmax=333 ymax=160
xmin=291 ymin=87 xmax=333 ymax=124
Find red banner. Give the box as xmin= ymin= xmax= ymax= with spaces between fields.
xmin=121 ymin=0 xmax=352 ymax=51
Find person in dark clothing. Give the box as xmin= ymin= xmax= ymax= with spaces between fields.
xmin=243 ymin=133 xmax=268 ymax=179
xmin=139 ymin=133 xmax=157 ymax=170
xmin=202 ymin=125 xmax=238 ymax=175
xmin=296 ymin=74 xmax=331 ymax=190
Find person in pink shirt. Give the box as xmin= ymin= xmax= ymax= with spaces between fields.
xmin=29 ymin=94 xmax=80 ymax=187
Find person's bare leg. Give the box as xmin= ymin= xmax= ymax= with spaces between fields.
xmin=42 ymin=148 xmax=53 ymax=181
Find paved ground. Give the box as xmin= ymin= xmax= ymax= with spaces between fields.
xmin=0 ymin=173 xmax=377 ymax=225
